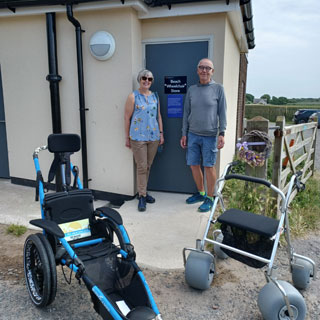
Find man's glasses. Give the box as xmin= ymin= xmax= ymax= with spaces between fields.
xmin=141 ymin=76 xmax=153 ymax=82
xmin=198 ymin=66 xmax=213 ymax=72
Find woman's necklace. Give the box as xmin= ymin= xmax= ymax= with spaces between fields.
xmin=139 ymin=89 xmax=150 ymax=104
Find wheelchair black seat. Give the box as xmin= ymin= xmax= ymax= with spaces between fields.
xmin=43 ymin=189 xmax=94 ymax=225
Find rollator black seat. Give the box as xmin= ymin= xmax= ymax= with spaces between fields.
xmin=218 ymin=208 xmax=279 ymax=238
xmin=43 ymin=189 xmax=94 ymax=225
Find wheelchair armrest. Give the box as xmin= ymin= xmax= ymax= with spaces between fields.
xmin=95 ymin=207 xmax=123 ymax=225
xmin=30 ymin=219 xmax=65 ymax=238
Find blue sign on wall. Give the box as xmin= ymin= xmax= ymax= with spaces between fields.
xmin=167 ymin=94 xmax=183 ymax=118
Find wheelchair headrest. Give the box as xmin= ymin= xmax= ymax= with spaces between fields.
xmin=48 ymin=134 xmax=81 ymax=153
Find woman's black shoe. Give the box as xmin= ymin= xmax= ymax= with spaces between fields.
xmin=146 ymin=193 xmax=155 ymax=204
xmin=138 ymin=196 xmax=147 ymax=212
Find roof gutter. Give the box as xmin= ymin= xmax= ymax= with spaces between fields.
xmin=0 ymin=0 xmax=148 ymax=17
xmin=240 ymin=0 xmax=254 ymax=49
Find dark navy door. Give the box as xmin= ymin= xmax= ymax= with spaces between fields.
xmin=146 ymin=41 xmax=209 ymax=193
xmin=0 ymin=66 xmax=10 ymax=178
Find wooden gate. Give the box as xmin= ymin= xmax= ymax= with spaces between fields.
xmin=272 ymin=116 xmax=318 ymax=206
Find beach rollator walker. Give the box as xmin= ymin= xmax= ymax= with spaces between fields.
xmin=183 ymin=161 xmax=316 ymax=320
xmin=24 ymin=133 xmax=162 ymax=320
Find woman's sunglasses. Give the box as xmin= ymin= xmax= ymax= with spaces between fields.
xmin=141 ymin=76 xmax=153 ymax=82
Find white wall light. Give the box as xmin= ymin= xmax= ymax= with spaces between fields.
xmin=89 ymin=31 xmax=116 ymax=61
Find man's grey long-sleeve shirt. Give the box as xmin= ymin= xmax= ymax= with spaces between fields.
xmin=182 ymin=80 xmax=227 ymax=137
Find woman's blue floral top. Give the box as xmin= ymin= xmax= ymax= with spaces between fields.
xmin=129 ymin=90 xmax=160 ymax=141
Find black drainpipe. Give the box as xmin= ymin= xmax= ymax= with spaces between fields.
xmin=66 ymin=4 xmax=89 ymax=188
xmin=46 ymin=12 xmax=62 ymax=134
xmin=46 ymin=12 xmax=62 ymax=191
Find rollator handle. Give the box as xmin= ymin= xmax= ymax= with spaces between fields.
xmin=225 ymin=174 xmax=271 ymax=188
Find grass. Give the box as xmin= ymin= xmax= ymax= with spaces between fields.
xmin=6 ymin=224 xmax=27 ymax=237
xmin=288 ymin=172 xmax=320 ymax=237
xmin=219 ymin=171 xmax=320 ymax=238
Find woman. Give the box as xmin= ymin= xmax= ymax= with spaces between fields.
xmin=124 ymin=69 xmax=164 ymax=212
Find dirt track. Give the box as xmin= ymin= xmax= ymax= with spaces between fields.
xmin=0 ymin=223 xmax=319 ymax=320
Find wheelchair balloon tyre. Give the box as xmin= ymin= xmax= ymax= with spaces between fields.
xmin=24 ymin=234 xmax=52 ymax=307
xmin=36 ymin=233 xmax=57 ymax=305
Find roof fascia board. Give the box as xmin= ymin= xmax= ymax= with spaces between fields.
xmin=227 ymin=10 xmax=248 ymax=53
xmin=0 ymin=0 xmax=148 ymax=17
xmin=138 ymin=0 xmax=238 ymax=19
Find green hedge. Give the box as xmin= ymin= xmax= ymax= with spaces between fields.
xmin=245 ymin=104 xmax=320 ymax=122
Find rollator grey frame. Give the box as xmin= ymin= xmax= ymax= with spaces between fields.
xmin=183 ymin=162 xmax=316 ymax=320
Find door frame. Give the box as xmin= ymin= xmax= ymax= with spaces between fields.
xmin=142 ymin=36 xmax=214 ymax=193
xmin=142 ymin=35 xmax=214 ymax=66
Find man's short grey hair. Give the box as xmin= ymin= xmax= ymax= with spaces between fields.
xmin=197 ymin=58 xmax=214 ymax=70
xmin=137 ymin=69 xmax=154 ymax=82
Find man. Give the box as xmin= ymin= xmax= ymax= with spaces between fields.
xmin=180 ymin=58 xmax=227 ymax=212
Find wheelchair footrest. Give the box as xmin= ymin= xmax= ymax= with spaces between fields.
xmin=217 ymin=208 xmax=279 ymax=237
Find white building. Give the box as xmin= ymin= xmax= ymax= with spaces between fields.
xmin=0 ymin=0 xmax=255 ymax=200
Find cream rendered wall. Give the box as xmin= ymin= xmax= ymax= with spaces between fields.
xmin=220 ymin=16 xmax=240 ymax=171
xmin=55 ymin=8 xmax=140 ymax=195
xmin=0 ymin=15 xmax=53 ymax=179
xmin=0 ymin=8 xmax=142 ymax=196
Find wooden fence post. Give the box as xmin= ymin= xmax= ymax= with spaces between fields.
xmin=245 ymin=116 xmax=269 ymax=179
xmin=272 ymin=116 xmax=285 ymax=217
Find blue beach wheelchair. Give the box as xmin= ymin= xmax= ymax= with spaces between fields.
xmin=23 ymin=133 xmax=162 ymax=320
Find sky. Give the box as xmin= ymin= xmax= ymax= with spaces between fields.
xmin=246 ymin=0 xmax=320 ymax=99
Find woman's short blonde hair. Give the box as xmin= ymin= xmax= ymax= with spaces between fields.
xmin=137 ymin=69 xmax=154 ymax=82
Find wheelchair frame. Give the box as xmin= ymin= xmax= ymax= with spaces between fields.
xmin=24 ymin=134 xmax=162 ymax=320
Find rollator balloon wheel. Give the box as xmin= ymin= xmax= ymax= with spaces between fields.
xmin=258 ymin=280 xmax=306 ymax=320
xmin=185 ymin=251 xmax=215 ymax=290
xmin=292 ymin=258 xmax=313 ymax=290
xmin=24 ymin=234 xmax=52 ymax=307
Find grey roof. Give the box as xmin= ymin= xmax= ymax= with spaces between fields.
xmin=0 ymin=0 xmax=255 ymax=49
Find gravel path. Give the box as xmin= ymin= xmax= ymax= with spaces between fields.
xmin=0 ymin=224 xmax=319 ymax=320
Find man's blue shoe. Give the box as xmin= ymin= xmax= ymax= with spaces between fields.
xmin=198 ymin=197 xmax=213 ymax=212
xmin=186 ymin=192 xmax=206 ymax=204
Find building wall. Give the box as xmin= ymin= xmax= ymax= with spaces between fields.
xmin=0 ymin=8 xmax=140 ymax=196
xmin=219 ymin=15 xmax=241 ymax=171
xmin=0 ymin=14 xmax=53 ymax=179
xmin=0 ymin=7 xmax=244 ymax=196
xmin=236 ymin=53 xmax=248 ymax=141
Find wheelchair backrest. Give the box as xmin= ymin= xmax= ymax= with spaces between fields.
xmin=47 ymin=133 xmax=81 ymax=189
xmin=48 ymin=133 xmax=80 ymax=153
xmin=43 ymin=189 xmax=94 ymax=240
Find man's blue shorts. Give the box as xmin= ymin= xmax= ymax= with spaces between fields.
xmin=187 ymin=132 xmax=218 ymax=167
